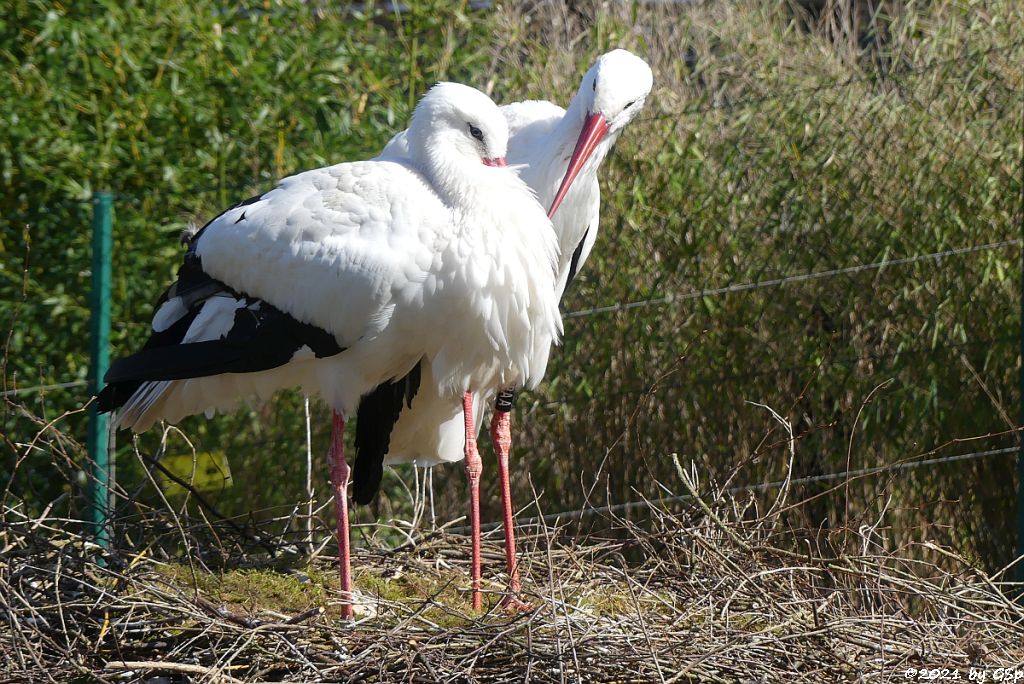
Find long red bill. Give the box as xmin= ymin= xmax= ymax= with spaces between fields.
xmin=548 ymin=112 xmax=609 ymax=219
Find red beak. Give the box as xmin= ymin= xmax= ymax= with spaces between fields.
xmin=483 ymin=157 xmax=508 ymax=167
xmin=548 ymin=112 xmax=609 ymax=219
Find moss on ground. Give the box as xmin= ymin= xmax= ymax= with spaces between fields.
xmin=153 ymin=559 xmax=499 ymax=626
xmin=153 ymin=563 xmax=328 ymax=614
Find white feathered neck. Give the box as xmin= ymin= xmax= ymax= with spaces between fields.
xmin=402 ymin=84 xmax=563 ymax=394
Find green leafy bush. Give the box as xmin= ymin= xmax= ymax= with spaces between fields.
xmin=3 ymin=0 xmax=1022 ymax=573
xmin=1 ymin=0 xmax=492 ymax=514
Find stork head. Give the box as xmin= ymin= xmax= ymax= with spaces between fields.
xmin=548 ymin=49 xmax=654 ymax=217
xmin=409 ymin=82 xmax=510 ymax=173
xmin=586 ymin=49 xmax=654 ymax=133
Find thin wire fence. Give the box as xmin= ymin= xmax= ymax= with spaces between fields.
xmin=563 ymin=239 xmax=1020 ymax=320
xmin=2 ymin=23 xmax=1022 ymax=577
xmin=503 ymin=25 xmax=1024 ymax=574
xmin=456 ymin=444 xmax=1021 ymax=535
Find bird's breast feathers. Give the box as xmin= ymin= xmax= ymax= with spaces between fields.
xmin=427 ymin=171 xmax=563 ymax=392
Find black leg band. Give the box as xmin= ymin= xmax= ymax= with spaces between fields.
xmin=494 ymin=389 xmax=516 ymax=413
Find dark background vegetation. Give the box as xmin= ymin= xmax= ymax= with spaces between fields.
xmin=2 ymin=0 xmax=1022 ymax=574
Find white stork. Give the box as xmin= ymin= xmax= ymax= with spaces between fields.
xmin=353 ymin=50 xmax=654 ymax=606
xmin=99 ymin=82 xmax=562 ymax=618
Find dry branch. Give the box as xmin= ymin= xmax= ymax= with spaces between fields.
xmin=3 ymin=485 xmax=1024 ymax=682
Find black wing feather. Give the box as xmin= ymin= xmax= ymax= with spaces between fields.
xmin=98 ymin=206 xmax=345 ymax=413
xmin=564 ymin=226 xmax=590 ymax=292
xmin=104 ymin=301 xmax=342 ymax=385
xmin=352 ymin=362 xmax=422 ymax=506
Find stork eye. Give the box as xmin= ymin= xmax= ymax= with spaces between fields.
xmin=468 ymin=123 xmax=484 ymax=142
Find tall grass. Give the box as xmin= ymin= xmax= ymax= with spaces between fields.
xmin=2 ymin=0 xmax=1022 ymax=572
xmin=465 ymin=0 xmax=1023 ymax=572
xmin=1 ymin=0 xmax=495 ymax=513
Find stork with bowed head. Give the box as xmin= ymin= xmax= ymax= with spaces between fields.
xmin=354 ymin=49 xmax=654 ymax=605
xmin=98 ymin=82 xmax=562 ymax=619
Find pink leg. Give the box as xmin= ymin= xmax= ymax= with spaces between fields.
xmin=490 ymin=409 xmax=522 ymax=597
xmin=462 ymin=392 xmax=483 ymax=611
xmin=328 ymin=410 xmax=353 ymax=620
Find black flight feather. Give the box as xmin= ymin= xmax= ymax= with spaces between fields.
xmin=98 ymin=204 xmax=346 ymax=414
xmin=100 ymin=297 xmax=343 ymax=410
xmin=352 ymin=361 xmax=422 ymax=506
xmin=565 ymin=226 xmax=590 ymax=291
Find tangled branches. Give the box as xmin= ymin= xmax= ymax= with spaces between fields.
xmin=3 ymin=481 xmax=1023 ymax=682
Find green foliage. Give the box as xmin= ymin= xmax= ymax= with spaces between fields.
xmin=0 ymin=0 xmax=492 ymax=512
xmin=2 ymin=0 xmax=1021 ymax=574
xmin=495 ymin=0 xmax=1024 ymax=571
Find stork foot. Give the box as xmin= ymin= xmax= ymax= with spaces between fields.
xmin=499 ymin=593 xmax=532 ymax=614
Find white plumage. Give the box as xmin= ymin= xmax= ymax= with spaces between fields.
xmin=111 ymin=82 xmax=561 ymax=433
xmin=103 ymin=81 xmax=565 ymax=616
xmin=373 ymin=49 xmax=654 ymax=470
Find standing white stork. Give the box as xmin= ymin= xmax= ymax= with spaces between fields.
xmin=98 ymin=82 xmax=562 ymax=618
xmin=352 ymin=50 xmax=654 ymax=604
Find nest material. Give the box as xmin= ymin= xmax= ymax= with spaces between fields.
xmin=2 ymin=496 xmax=1023 ymax=683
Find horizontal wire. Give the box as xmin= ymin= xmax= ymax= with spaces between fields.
xmin=7 ymin=240 xmax=1015 ymax=419
xmin=564 ymin=239 xmax=1020 ymax=320
xmin=454 ymin=446 xmax=1018 ymax=535
xmin=18 ymin=332 xmax=1010 ymax=442
xmin=528 ymin=333 xmax=1017 ymax=410
xmin=2 ymin=380 xmax=89 ymax=399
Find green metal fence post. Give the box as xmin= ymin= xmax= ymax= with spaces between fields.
xmin=1019 ymin=243 xmax=1024 ymax=586
xmin=1018 ymin=118 xmax=1024 ymax=587
xmin=87 ymin=190 xmax=113 ymax=553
